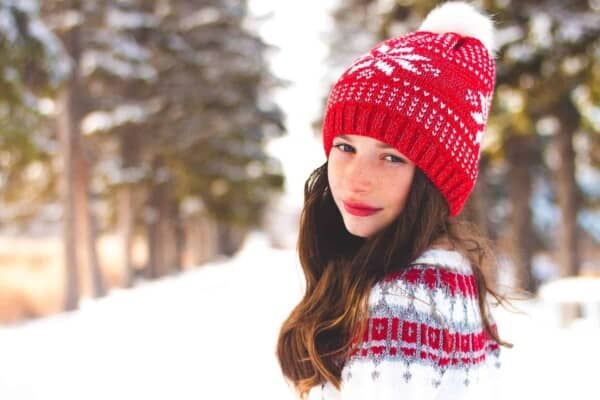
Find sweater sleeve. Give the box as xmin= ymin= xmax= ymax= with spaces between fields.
xmin=333 ymin=263 xmax=501 ymax=400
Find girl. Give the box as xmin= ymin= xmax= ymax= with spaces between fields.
xmin=276 ymin=2 xmax=512 ymax=399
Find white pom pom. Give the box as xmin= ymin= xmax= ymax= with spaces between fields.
xmin=419 ymin=1 xmax=495 ymax=54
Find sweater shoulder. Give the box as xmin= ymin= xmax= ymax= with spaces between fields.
xmin=408 ymin=248 xmax=474 ymax=274
xmin=343 ymin=248 xmax=500 ymax=387
xmin=319 ymin=249 xmax=502 ymax=399
xmin=369 ymin=248 xmax=479 ymax=313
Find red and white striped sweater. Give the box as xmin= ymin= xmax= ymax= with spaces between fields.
xmin=309 ymin=248 xmax=502 ymax=400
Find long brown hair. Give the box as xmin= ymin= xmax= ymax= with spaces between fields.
xmin=276 ymin=162 xmax=513 ymax=398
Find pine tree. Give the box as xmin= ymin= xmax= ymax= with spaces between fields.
xmin=58 ymin=0 xmax=285 ymax=278
xmin=0 ymin=0 xmax=69 ymax=224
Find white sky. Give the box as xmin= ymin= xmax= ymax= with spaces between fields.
xmin=248 ymin=0 xmax=338 ymax=206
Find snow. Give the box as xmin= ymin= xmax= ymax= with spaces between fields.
xmin=106 ymin=33 xmax=151 ymax=62
xmin=530 ymin=177 xmax=600 ymax=244
xmin=531 ymin=178 xmax=560 ymax=235
xmin=0 ymin=232 xmax=598 ymax=400
xmin=81 ymin=100 xmax=162 ymax=135
xmin=538 ymin=276 xmax=600 ymax=331
xmin=494 ymin=25 xmax=524 ymax=49
xmin=95 ymin=159 xmax=149 ymax=186
xmin=578 ymin=209 xmax=600 ymax=242
xmin=180 ymin=197 xmax=206 ymax=216
xmin=539 ymin=276 xmax=600 ymax=303
xmin=106 ymin=8 xmax=159 ymax=30
xmin=27 ymin=18 xmax=71 ymax=85
xmin=4 ymin=0 xmax=37 ymax=13
xmin=505 ymin=42 xmax=536 ymax=63
xmin=36 ymin=97 xmax=56 ymax=116
xmin=531 ymin=253 xmax=560 ymax=282
xmin=0 ymin=232 xmax=301 ymax=400
xmin=180 ymin=7 xmax=222 ymax=30
xmin=558 ymin=20 xmax=585 ymax=43
xmin=578 ymin=165 xmax=600 ymax=198
xmin=535 ymin=116 xmax=560 ymax=136
xmin=0 ymin=1 xmax=39 ymax=41
xmin=81 ymin=50 xmax=157 ymax=82
xmin=1 ymin=1 xmax=70 ymax=87
xmin=573 ymin=85 xmax=600 ymax=132
xmin=530 ymin=12 xmax=552 ymax=49
xmin=0 ymin=5 xmax=18 ymax=43
xmin=46 ymin=9 xmax=83 ymax=31
xmin=3 ymin=65 xmax=17 ymax=81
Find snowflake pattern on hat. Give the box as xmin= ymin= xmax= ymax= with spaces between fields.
xmin=466 ymin=89 xmax=493 ymax=144
xmin=345 ymin=43 xmax=442 ymax=79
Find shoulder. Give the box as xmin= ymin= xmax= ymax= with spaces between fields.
xmin=408 ymin=247 xmax=474 ymax=275
xmin=355 ymin=247 xmax=498 ymax=358
xmin=369 ymin=248 xmax=478 ymax=310
xmin=338 ymin=248 xmax=501 ymax=397
xmin=354 ymin=247 xmax=494 ymax=360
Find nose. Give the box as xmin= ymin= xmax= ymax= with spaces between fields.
xmin=346 ymin=156 xmax=373 ymax=193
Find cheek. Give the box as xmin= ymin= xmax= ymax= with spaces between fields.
xmin=384 ymin=168 xmax=415 ymax=208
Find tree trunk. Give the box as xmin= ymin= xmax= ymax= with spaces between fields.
xmin=118 ymin=130 xmax=140 ymax=288
xmin=87 ymin=212 xmax=106 ymax=297
xmin=185 ymin=215 xmax=201 ymax=267
xmin=76 ymin=147 xmax=106 ymax=298
xmin=185 ymin=213 xmax=217 ymax=267
xmin=145 ymin=156 xmax=176 ymax=278
xmin=205 ymin=216 xmax=218 ymax=262
xmin=216 ymin=221 xmax=246 ymax=256
xmin=58 ymin=19 xmax=105 ymax=300
xmin=158 ymin=188 xmax=177 ymax=274
xmin=556 ymin=101 xmax=580 ymax=278
xmin=506 ymin=134 xmax=538 ymax=294
xmin=146 ymin=183 xmax=163 ymax=279
xmin=463 ymin=155 xmax=497 ymax=286
xmin=555 ymin=99 xmax=581 ymax=326
xmin=119 ymin=185 xmax=135 ymax=287
xmin=173 ymin=203 xmax=185 ymax=272
xmin=462 ymin=154 xmax=492 ymax=235
xmin=57 ymin=22 xmax=92 ymax=309
xmin=56 ymin=20 xmax=87 ymax=310
xmin=57 ymin=86 xmax=80 ymax=311
xmin=471 ymin=155 xmax=492 ymax=239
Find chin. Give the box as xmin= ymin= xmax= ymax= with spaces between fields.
xmin=346 ymin=228 xmax=370 ymax=238
xmin=342 ymin=219 xmax=381 ymax=238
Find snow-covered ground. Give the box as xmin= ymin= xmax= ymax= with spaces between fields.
xmin=0 ymin=232 xmax=598 ymax=400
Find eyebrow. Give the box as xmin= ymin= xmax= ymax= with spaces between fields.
xmin=337 ymin=135 xmax=395 ymax=149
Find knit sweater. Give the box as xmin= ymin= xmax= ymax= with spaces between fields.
xmin=307 ymin=248 xmax=502 ymax=400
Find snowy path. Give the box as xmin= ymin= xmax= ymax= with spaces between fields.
xmin=0 ymin=233 xmax=598 ymax=399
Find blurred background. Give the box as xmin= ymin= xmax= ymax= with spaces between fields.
xmin=0 ymin=0 xmax=598 ymax=399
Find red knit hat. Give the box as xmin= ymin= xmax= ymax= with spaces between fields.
xmin=322 ymin=1 xmax=496 ymax=217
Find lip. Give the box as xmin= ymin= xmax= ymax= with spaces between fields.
xmin=343 ymin=201 xmax=382 ymax=217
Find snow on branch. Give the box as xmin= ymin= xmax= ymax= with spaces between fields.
xmin=81 ymin=99 xmax=163 ymax=135
xmin=106 ymin=7 xmax=159 ymax=30
xmin=180 ymin=7 xmax=222 ymax=30
xmin=81 ymin=49 xmax=157 ymax=81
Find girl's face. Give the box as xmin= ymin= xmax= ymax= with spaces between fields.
xmin=328 ymin=134 xmax=416 ymax=238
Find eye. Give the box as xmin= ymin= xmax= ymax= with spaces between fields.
xmin=383 ymin=154 xmax=406 ymax=163
xmin=333 ymin=143 xmax=355 ymax=153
